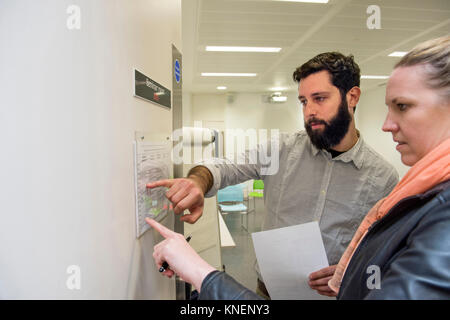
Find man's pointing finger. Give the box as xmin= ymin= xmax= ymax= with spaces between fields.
xmin=146 ymin=179 xmax=176 ymax=189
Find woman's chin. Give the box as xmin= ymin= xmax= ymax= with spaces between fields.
xmin=400 ymin=153 xmax=418 ymax=167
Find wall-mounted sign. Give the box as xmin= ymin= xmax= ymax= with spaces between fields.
xmin=174 ymin=59 xmax=181 ymax=84
xmin=134 ymin=69 xmax=171 ymax=109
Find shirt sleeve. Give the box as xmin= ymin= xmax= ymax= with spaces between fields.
xmin=201 ymin=134 xmax=284 ymax=198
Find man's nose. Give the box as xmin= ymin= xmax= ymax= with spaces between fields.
xmin=303 ymin=101 xmax=318 ymax=118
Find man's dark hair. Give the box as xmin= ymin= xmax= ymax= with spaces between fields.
xmin=293 ymin=52 xmax=361 ymax=110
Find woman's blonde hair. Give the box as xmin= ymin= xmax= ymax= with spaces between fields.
xmin=396 ymin=35 xmax=450 ymax=99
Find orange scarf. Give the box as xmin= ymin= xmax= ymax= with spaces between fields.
xmin=329 ymin=138 xmax=450 ymax=293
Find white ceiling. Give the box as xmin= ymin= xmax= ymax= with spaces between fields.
xmin=182 ymin=0 xmax=450 ymax=94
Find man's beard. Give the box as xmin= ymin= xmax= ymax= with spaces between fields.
xmin=305 ymin=97 xmax=352 ymax=150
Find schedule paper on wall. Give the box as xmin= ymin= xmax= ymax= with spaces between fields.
xmin=133 ymin=140 xmax=172 ymax=238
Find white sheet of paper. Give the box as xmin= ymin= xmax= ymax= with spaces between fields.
xmin=133 ymin=140 xmax=172 ymax=238
xmin=252 ymin=221 xmax=334 ymax=300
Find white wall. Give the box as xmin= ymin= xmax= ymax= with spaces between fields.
xmin=0 ymin=0 xmax=181 ymax=299
xmin=357 ymin=86 xmax=409 ymax=178
xmin=191 ymin=92 xmax=304 ymax=133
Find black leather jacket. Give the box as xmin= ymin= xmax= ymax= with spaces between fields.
xmin=199 ymin=180 xmax=450 ymax=300
xmin=338 ymin=179 xmax=450 ymax=299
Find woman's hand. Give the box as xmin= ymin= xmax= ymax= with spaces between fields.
xmin=146 ymin=218 xmax=216 ymax=291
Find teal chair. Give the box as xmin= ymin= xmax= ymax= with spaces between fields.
xmin=217 ymin=184 xmax=248 ymax=213
xmin=217 ymin=184 xmax=248 ymax=231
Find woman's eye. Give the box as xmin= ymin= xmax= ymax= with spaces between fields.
xmin=397 ymin=103 xmax=408 ymax=111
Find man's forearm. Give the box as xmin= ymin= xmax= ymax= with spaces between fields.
xmin=187 ymin=166 xmax=214 ymax=195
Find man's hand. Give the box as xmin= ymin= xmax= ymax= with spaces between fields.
xmin=146 ymin=218 xmax=216 ymax=291
xmin=308 ymin=265 xmax=338 ymax=297
xmin=146 ymin=177 xmax=205 ymax=224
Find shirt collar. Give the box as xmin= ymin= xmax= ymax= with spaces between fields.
xmin=310 ymin=130 xmax=365 ymax=170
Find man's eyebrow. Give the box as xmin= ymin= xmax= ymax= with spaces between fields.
xmin=311 ymin=91 xmax=330 ymax=97
xmin=298 ymin=91 xmax=330 ymax=100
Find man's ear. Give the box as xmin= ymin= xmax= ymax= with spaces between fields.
xmin=346 ymin=86 xmax=361 ymax=110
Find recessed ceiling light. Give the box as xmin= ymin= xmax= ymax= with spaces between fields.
xmin=361 ymin=75 xmax=390 ymax=80
xmin=206 ymin=46 xmax=281 ymax=53
xmin=270 ymin=87 xmax=287 ymax=91
xmin=388 ymin=51 xmax=408 ymax=57
xmin=277 ymin=0 xmax=329 ymax=3
xmin=271 ymin=96 xmax=288 ymax=102
xmin=201 ymin=73 xmax=257 ymax=77
xmin=217 ymin=86 xmax=227 ymax=90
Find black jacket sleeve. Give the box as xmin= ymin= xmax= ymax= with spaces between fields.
xmin=365 ymin=198 xmax=450 ymax=299
xmin=198 ymin=271 xmax=264 ymax=300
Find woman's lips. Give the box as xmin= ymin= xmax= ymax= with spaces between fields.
xmin=396 ymin=141 xmax=407 ymax=150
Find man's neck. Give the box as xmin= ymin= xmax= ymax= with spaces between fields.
xmin=331 ymin=121 xmax=359 ymax=152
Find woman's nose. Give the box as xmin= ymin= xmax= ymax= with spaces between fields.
xmin=382 ymin=114 xmax=398 ymax=133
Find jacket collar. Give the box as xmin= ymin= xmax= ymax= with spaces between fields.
xmin=417 ymin=179 xmax=450 ymax=200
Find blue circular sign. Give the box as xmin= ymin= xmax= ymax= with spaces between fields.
xmin=174 ymin=59 xmax=181 ymax=84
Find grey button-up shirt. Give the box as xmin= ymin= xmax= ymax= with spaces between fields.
xmin=203 ymin=131 xmax=398 ymax=267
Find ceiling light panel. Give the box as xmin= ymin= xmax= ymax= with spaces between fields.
xmin=270 ymin=87 xmax=287 ymax=91
xmin=361 ymin=75 xmax=390 ymax=79
xmin=276 ymin=0 xmax=329 ymax=3
xmin=201 ymin=73 xmax=257 ymax=77
xmin=206 ymin=46 xmax=281 ymax=53
xmin=388 ymin=51 xmax=408 ymax=57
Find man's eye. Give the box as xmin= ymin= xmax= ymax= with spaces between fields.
xmin=316 ymin=97 xmax=325 ymax=102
